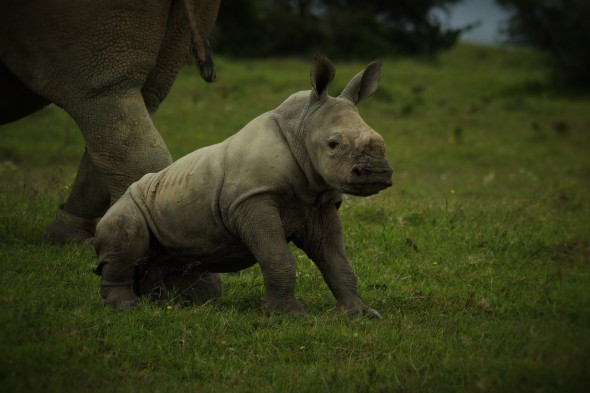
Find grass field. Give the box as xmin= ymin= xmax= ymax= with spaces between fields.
xmin=1 ymin=44 xmax=589 ymax=392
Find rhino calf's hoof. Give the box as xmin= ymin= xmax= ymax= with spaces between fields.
xmin=262 ymin=299 xmax=306 ymax=316
xmin=344 ymin=307 xmax=382 ymax=319
xmin=363 ymin=308 xmax=382 ymax=319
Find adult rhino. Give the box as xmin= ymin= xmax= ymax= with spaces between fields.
xmin=94 ymin=56 xmax=393 ymax=317
xmin=0 ymin=0 xmax=220 ymax=242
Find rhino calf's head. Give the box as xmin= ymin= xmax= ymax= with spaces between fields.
xmin=303 ymin=57 xmax=393 ymax=197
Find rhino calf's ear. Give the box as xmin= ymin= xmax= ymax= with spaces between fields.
xmin=310 ymin=56 xmax=336 ymax=101
xmin=340 ymin=60 xmax=382 ymax=105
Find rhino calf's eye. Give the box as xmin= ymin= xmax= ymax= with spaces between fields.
xmin=328 ymin=140 xmax=339 ymax=149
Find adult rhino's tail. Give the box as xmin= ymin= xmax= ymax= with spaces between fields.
xmin=182 ymin=0 xmax=219 ymax=83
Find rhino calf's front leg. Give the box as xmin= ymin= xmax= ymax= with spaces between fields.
xmin=234 ymin=202 xmax=305 ymax=315
xmin=294 ymin=202 xmax=381 ymax=318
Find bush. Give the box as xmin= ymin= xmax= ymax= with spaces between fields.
xmin=498 ymin=0 xmax=590 ymax=89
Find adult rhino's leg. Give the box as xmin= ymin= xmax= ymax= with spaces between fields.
xmin=141 ymin=1 xmax=192 ymax=116
xmin=46 ymin=150 xmax=110 ymax=243
xmin=72 ymin=91 xmax=173 ymax=204
xmin=47 ymin=91 xmax=171 ymax=243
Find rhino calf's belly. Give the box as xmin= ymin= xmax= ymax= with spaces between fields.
xmin=160 ymin=242 xmax=258 ymax=273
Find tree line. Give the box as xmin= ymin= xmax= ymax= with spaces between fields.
xmin=212 ymin=0 xmax=470 ymax=59
xmin=212 ymin=0 xmax=590 ymax=89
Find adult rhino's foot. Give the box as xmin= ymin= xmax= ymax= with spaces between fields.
xmin=45 ymin=204 xmax=99 ymax=243
xmin=100 ymin=284 xmax=139 ymax=310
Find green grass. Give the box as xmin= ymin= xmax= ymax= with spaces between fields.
xmin=1 ymin=44 xmax=589 ymax=392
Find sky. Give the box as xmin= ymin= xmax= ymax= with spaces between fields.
xmin=443 ymin=0 xmax=512 ymax=45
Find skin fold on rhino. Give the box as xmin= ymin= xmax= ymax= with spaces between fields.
xmin=93 ymin=56 xmax=393 ymax=317
xmin=0 ymin=0 xmax=220 ymax=243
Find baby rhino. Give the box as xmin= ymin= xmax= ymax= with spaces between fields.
xmin=94 ymin=56 xmax=393 ymax=317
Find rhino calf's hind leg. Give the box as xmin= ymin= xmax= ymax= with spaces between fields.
xmin=93 ymin=193 xmax=150 ymax=309
xmin=163 ymin=270 xmax=222 ymax=305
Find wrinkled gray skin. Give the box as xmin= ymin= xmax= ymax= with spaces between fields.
xmin=94 ymin=57 xmax=393 ymax=317
xmin=0 ymin=0 xmax=220 ymax=242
